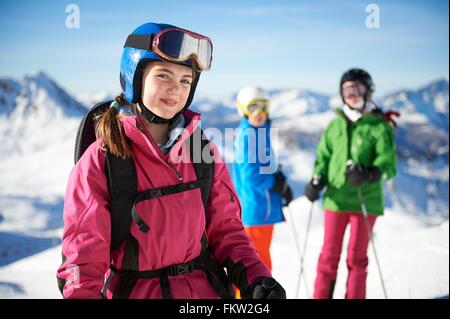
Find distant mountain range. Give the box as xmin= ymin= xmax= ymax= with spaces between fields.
xmin=1 ymin=72 xmax=448 ymax=222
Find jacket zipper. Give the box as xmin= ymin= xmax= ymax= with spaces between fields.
xmin=345 ymin=118 xmax=353 ymax=161
xmin=167 ymin=160 xmax=183 ymax=182
xmin=137 ymin=118 xmax=183 ymax=183
xmin=264 ymin=189 xmax=272 ymax=220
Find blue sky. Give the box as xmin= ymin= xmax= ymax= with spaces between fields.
xmin=0 ymin=0 xmax=448 ymax=100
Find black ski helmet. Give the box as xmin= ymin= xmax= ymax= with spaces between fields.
xmin=339 ymin=68 xmax=375 ymax=103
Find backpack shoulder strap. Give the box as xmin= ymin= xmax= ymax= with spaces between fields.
xmin=190 ymin=128 xmax=215 ymax=210
xmin=105 ymin=126 xmax=214 ymax=251
xmin=190 ymin=131 xmax=235 ymax=297
xmin=74 ymin=99 xmax=136 ymax=251
xmin=105 ymin=150 xmax=137 ymax=251
xmin=74 ymin=100 xmax=113 ymax=164
xmin=371 ymin=107 xmax=401 ymax=128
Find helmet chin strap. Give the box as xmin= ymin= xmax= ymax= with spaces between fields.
xmin=139 ymin=101 xmax=180 ymax=125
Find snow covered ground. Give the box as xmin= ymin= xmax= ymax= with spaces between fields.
xmin=273 ymin=199 xmax=449 ymax=299
xmin=1 ymin=200 xmax=447 ymax=299
xmin=0 ymin=73 xmax=448 ymax=299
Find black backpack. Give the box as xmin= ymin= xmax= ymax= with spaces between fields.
xmin=68 ymin=100 xmax=234 ymax=299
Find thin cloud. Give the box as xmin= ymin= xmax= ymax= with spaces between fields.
xmin=220 ymin=4 xmax=320 ymax=17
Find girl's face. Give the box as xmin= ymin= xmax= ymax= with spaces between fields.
xmin=342 ymin=80 xmax=365 ymax=110
xmin=141 ymin=61 xmax=194 ymax=119
xmin=248 ymin=111 xmax=268 ymax=127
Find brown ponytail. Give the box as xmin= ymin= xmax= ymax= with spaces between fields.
xmin=95 ymin=93 xmax=134 ymax=159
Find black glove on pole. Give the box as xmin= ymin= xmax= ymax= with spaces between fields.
xmin=304 ymin=175 xmax=325 ymax=202
xmin=272 ymin=170 xmax=293 ymax=206
xmin=251 ymin=277 xmax=286 ymax=299
xmin=346 ymin=163 xmax=381 ymax=187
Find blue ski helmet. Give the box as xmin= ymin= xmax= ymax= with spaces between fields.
xmin=119 ymin=22 xmax=202 ymax=108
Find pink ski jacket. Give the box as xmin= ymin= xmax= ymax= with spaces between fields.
xmin=57 ymin=109 xmax=271 ymax=299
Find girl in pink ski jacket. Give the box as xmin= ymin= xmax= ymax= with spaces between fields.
xmin=56 ymin=22 xmax=286 ymax=299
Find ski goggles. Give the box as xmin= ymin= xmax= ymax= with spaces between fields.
xmin=341 ymin=83 xmax=367 ymax=98
xmin=125 ymin=27 xmax=213 ymax=71
xmin=241 ymin=99 xmax=269 ymax=115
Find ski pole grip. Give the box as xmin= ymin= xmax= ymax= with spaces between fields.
xmin=261 ymin=277 xmax=277 ymax=290
xmin=346 ymin=159 xmax=354 ymax=167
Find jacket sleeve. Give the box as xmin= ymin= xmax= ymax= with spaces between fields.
xmin=56 ymin=143 xmax=111 ymax=299
xmin=206 ymin=142 xmax=272 ymax=296
xmin=234 ymin=130 xmax=275 ymax=190
xmin=373 ymin=122 xmax=397 ymax=180
xmin=313 ymin=123 xmax=333 ymax=181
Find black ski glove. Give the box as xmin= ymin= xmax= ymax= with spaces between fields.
xmin=282 ymin=185 xmax=293 ymax=207
xmin=304 ymin=175 xmax=326 ymax=202
xmin=272 ymin=170 xmax=293 ymax=206
xmin=251 ymin=277 xmax=286 ymax=299
xmin=346 ymin=164 xmax=381 ymax=187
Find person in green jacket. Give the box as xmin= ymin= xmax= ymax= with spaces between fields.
xmin=304 ymin=68 xmax=397 ymax=299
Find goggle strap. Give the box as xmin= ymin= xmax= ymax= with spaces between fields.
xmin=124 ymin=34 xmax=154 ymax=50
xmin=248 ymin=99 xmax=269 ymax=105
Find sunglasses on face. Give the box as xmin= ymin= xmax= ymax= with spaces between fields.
xmin=243 ymin=99 xmax=270 ymax=115
xmin=247 ymin=103 xmax=268 ymax=114
xmin=341 ymin=83 xmax=367 ymax=98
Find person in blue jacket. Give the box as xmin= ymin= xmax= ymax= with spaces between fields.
xmin=232 ymin=86 xmax=293 ymax=273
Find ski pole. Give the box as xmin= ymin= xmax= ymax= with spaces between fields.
xmin=295 ymin=201 xmax=314 ymax=299
xmin=284 ymin=205 xmax=304 ymax=298
xmin=357 ymin=187 xmax=388 ymax=299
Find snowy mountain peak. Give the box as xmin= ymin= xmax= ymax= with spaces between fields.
xmin=417 ymin=78 xmax=449 ymax=115
xmin=1 ymin=71 xmax=87 ymax=118
xmin=420 ymin=78 xmax=449 ymax=94
xmin=0 ymin=72 xmax=87 ymax=155
xmin=266 ymin=88 xmax=332 ymax=118
xmin=380 ymin=79 xmax=449 ymax=130
xmin=24 ymin=70 xmax=55 ymax=85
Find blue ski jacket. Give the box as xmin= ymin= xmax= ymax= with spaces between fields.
xmin=232 ymin=118 xmax=285 ymax=226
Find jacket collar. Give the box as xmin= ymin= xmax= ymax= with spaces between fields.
xmin=119 ymin=109 xmax=202 ymax=156
xmin=336 ymin=103 xmax=382 ymax=124
xmin=239 ymin=117 xmax=271 ymax=129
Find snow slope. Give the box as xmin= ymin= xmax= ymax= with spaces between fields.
xmin=1 ymin=200 xmax=447 ymax=299
xmin=0 ymin=73 xmax=448 ymax=298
